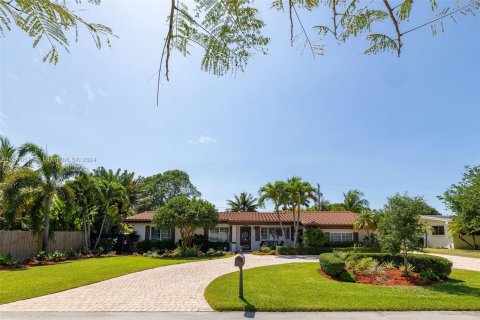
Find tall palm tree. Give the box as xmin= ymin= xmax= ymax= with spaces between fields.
xmin=227 ymin=192 xmax=258 ymax=212
xmin=93 ymin=179 xmax=128 ymax=250
xmin=3 ymin=143 xmax=85 ymax=251
xmin=353 ymin=209 xmax=377 ymax=238
xmin=68 ymin=174 xmax=101 ymax=249
xmin=343 ymin=189 xmax=369 ymax=213
xmin=258 ymin=181 xmax=287 ymax=241
xmin=285 ymin=177 xmax=316 ymax=247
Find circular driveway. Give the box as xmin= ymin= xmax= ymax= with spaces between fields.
xmin=0 ymin=254 xmax=317 ymax=312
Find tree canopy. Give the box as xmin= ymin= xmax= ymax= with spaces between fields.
xmin=137 ymin=170 xmax=201 ymax=212
xmin=153 ymin=195 xmax=218 ymax=248
xmin=226 ymin=192 xmax=258 ymax=212
xmin=439 ymin=165 xmax=480 ymax=249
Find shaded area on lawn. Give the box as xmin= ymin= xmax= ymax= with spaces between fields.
xmin=205 ymin=263 xmax=480 ymax=311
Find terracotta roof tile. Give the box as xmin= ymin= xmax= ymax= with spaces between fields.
xmin=126 ymin=210 xmax=356 ymax=227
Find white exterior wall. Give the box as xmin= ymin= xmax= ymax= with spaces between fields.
xmin=131 ymin=223 xmax=150 ymax=241
xmin=130 ymin=223 xmax=366 ymax=251
xmin=419 ymin=218 xmax=453 ymax=249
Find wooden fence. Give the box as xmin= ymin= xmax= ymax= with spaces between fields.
xmin=0 ymin=231 xmax=84 ymax=261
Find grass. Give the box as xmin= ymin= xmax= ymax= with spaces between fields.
xmin=0 ymin=255 xmax=229 ymax=304
xmin=205 ymin=263 xmax=480 ymax=311
xmin=424 ymin=248 xmax=480 ymax=259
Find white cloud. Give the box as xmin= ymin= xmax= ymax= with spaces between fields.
xmin=97 ymin=88 xmax=111 ymax=97
xmin=84 ymin=82 xmax=95 ymax=101
xmin=54 ymin=95 xmax=63 ymax=105
xmin=197 ymin=136 xmax=217 ymax=144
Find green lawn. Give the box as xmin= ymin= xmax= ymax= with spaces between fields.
xmin=0 ymin=255 xmax=228 ymax=304
xmin=205 ymin=263 xmax=480 ymax=311
xmin=424 ymin=248 xmax=480 ymax=259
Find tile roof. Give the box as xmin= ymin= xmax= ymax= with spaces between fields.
xmin=126 ymin=210 xmax=356 ymax=227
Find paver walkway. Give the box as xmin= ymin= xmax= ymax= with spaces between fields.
xmin=0 ymin=254 xmax=317 ymax=312
xmin=426 ymin=253 xmax=480 ymax=272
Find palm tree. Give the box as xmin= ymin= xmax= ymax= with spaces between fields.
xmin=343 ymin=189 xmax=369 ymax=213
xmin=68 ymin=174 xmax=101 ymax=249
xmin=285 ymin=177 xmax=316 ymax=247
xmin=93 ymin=179 xmax=128 ymax=250
xmin=258 ymin=181 xmax=287 ymax=242
xmin=353 ymin=209 xmax=377 ymax=238
xmin=227 ymin=192 xmax=258 ymax=212
xmin=3 ymin=143 xmax=85 ymax=251
xmin=0 ymin=136 xmax=31 ymax=184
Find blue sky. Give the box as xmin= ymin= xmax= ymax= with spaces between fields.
xmin=0 ymin=1 xmax=479 ymax=212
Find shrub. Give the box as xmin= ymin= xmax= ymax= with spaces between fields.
xmin=64 ymin=248 xmax=76 ymax=259
xmin=419 ymin=270 xmax=440 ymax=281
xmin=303 ymin=228 xmax=328 ymax=247
xmin=0 ymin=252 xmax=16 ymax=265
xmin=261 ymin=246 xmax=271 ymax=254
xmin=205 ymin=248 xmax=225 ymax=257
xmin=344 ymin=253 xmax=452 ymax=278
xmin=319 ymin=253 xmax=346 ymax=276
xmin=381 ymin=261 xmax=397 ymax=270
xmin=325 ymin=241 xmax=356 ymax=248
xmin=164 ymin=245 xmax=202 ymax=257
xmin=49 ymin=250 xmax=64 ymax=261
xmin=339 ymin=271 xmax=356 ymax=282
xmin=277 ymin=246 xmax=333 ymax=255
xmin=34 ymin=251 xmax=48 ymax=261
xmin=96 ymin=237 xmax=118 ymax=254
xmin=335 ymin=247 xmax=379 ymax=253
xmin=136 ymin=240 xmax=175 ymax=253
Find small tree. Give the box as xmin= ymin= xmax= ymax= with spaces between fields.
xmin=378 ymin=194 xmax=430 ymax=275
xmin=154 ymin=196 xmax=218 ymax=248
xmin=303 ymin=228 xmax=327 ymax=247
xmin=439 ymin=165 xmax=480 ymax=250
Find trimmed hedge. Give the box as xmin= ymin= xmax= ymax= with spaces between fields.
xmin=276 ymin=246 xmax=333 ymax=255
xmin=334 ymin=247 xmax=378 ymax=253
xmin=136 ymin=240 xmax=175 ymax=253
xmin=319 ymin=253 xmax=345 ymax=276
xmin=345 ymin=253 xmax=452 ymax=278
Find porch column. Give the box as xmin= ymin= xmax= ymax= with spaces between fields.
xmin=230 ymin=225 xmax=237 ymax=252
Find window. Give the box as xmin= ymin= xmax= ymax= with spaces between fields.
xmin=209 ymin=227 xmax=230 ymax=242
xmin=260 ymin=227 xmax=290 ymax=241
xmin=329 ymin=232 xmax=353 ymax=243
xmin=432 ymin=226 xmax=445 ymax=236
xmin=150 ymin=227 xmax=171 ymax=240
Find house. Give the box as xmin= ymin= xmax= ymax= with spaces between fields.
xmin=125 ymin=211 xmax=365 ymax=251
xmin=419 ymin=215 xmax=478 ymax=249
xmin=419 ymin=215 xmax=453 ymax=248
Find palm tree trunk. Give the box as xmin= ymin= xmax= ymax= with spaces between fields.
xmin=275 ymin=210 xmax=286 ymax=244
xmin=42 ymin=196 xmax=51 ymax=252
xmin=93 ymin=210 xmax=107 ymax=250
xmin=83 ymin=202 xmax=89 ymax=249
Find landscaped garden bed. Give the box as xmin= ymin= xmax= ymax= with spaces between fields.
xmin=205 ymin=262 xmax=480 ymax=311
xmin=318 ymin=252 xmax=452 ymax=287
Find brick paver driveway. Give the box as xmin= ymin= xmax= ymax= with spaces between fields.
xmin=0 ymin=254 xmax=317 ymax=312
xmin=426 ymin=253 xmax=480 ymax=272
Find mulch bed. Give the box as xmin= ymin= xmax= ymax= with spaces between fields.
xmin=318 ymin=268 xmax=440 ymax=286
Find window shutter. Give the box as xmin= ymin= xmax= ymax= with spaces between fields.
xmin=145 ymin=226 xmax=150 ymax=241
xmin=254 ymin=226 xmax=260 ymax=241
xmin=353 ymin=232 xmax=359 ymax=242
xmin=204 ymin=227 xmax=209 ymax=237
xmin=325 ymin=232 xmax=330 ymax=242
xmin=171 ymin=228 xmax=175 ymax=243
xmin=290 ymin=226 xmax=294 ymax=241
xmin=229 ymin=226 xmax=233 ymax=242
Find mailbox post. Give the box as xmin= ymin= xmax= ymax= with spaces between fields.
xmin=234 ymin=252 xmax=245 ymax=299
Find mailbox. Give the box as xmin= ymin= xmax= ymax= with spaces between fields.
xmin=234 ymin=254 xmax=245 ymax=268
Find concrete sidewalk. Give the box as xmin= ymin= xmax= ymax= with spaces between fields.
xmin=1 ymin=311 xmax=479 ymax=320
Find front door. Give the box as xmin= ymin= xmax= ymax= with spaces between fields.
xmin=240 ymin=227 xmax=251 ymax=251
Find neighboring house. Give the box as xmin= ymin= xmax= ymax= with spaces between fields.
xmin=419 ymin=215 xmax=453 ymax=248
xmin=419 ymin=214 xmax=477 ymax=249
xmin=125 ymin=211 xmax=365 ymax=251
